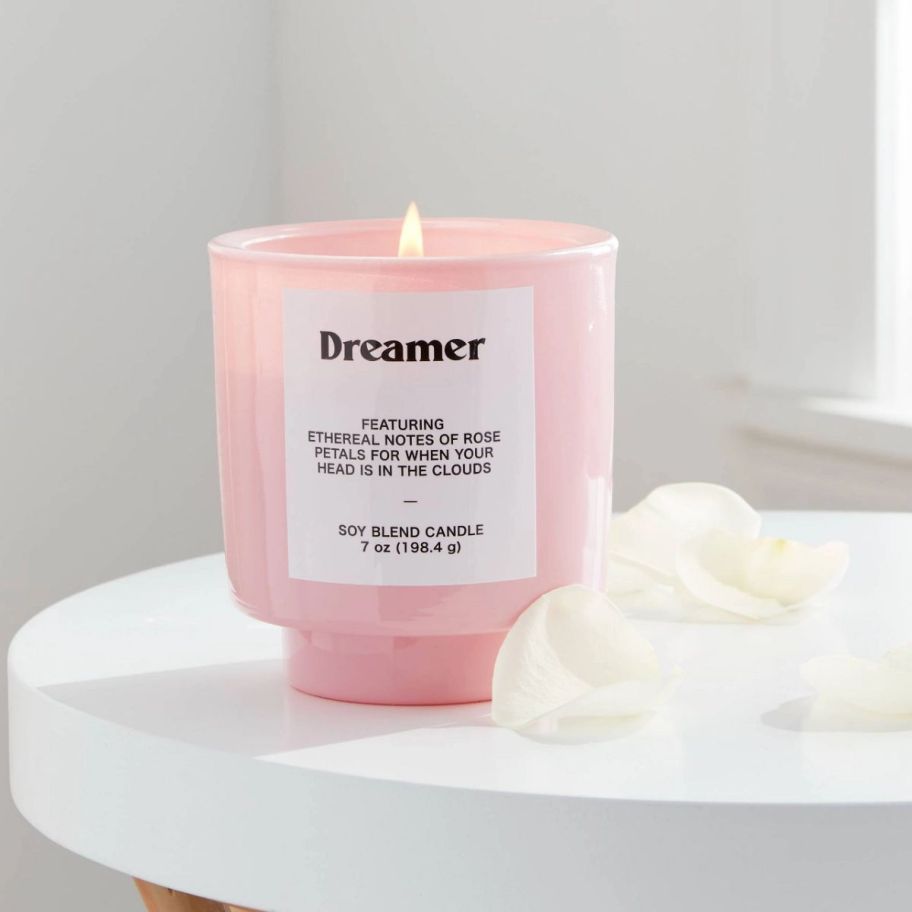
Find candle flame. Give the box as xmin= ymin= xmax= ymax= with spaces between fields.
xmin=397 ymin=201 xmax=424 ymax=257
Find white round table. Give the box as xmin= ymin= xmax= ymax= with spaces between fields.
xmin=9 ymin=512 xmax=912 ymax=912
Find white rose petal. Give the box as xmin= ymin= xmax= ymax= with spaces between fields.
xmin=491 ymin=585 xmax=671 ymax=733
xmin=606 ymin=483 xmax=761 ymax=580
xmin=802 ymin=644 xmax=912 ymax=715
xmin=676 ymin=531 xmax=849 ymax=620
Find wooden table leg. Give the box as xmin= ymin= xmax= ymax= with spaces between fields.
xmin=135 ymin=879 xmax=259 ymax=912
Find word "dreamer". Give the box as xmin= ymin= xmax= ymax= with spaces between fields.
xmin=320 ymin=331 xmax=486 ymax=362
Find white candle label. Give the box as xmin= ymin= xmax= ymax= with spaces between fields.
xmin=283 ymin=287 xmax=537 ymax=586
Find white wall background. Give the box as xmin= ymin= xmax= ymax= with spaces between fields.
xmin=2 ymin=1 xmax=909 ymax=909
xmin=0 ymin=1 xmax=275 ymax=908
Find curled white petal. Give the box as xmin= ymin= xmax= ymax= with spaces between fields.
xmin=802 ymin=645 xmax=912 ymax=715
xmin=491 ymin=585 xmax=669 ymax=732
xmin=606 ymin=483 xmax=761 ymax=579
xmin=676 ymin=531 xmax=849 ymax=620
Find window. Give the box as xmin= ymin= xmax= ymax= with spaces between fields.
xmin=742 ymin=0 xmax=912 ymax=460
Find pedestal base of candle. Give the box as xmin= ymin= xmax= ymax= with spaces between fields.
xmin=283 ymin=628 xmax=504 ymax=705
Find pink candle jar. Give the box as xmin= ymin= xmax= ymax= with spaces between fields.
xmin=209 ymin=217 xmax=616 ymax=705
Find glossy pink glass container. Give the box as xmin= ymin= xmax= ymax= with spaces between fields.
xmin=209 ymin=218 xmax=616 ymax=705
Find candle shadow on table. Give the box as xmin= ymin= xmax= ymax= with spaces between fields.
xmin=41 ymin=658 xmax=492 ymax=756
xmin=42 ymin=656 xmax=654 ymax=752
xmin=762 ymin=695 xmax=912 ymax=733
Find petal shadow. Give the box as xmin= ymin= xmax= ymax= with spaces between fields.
xmin=762 ymin=695 xmax=912 ymax=733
